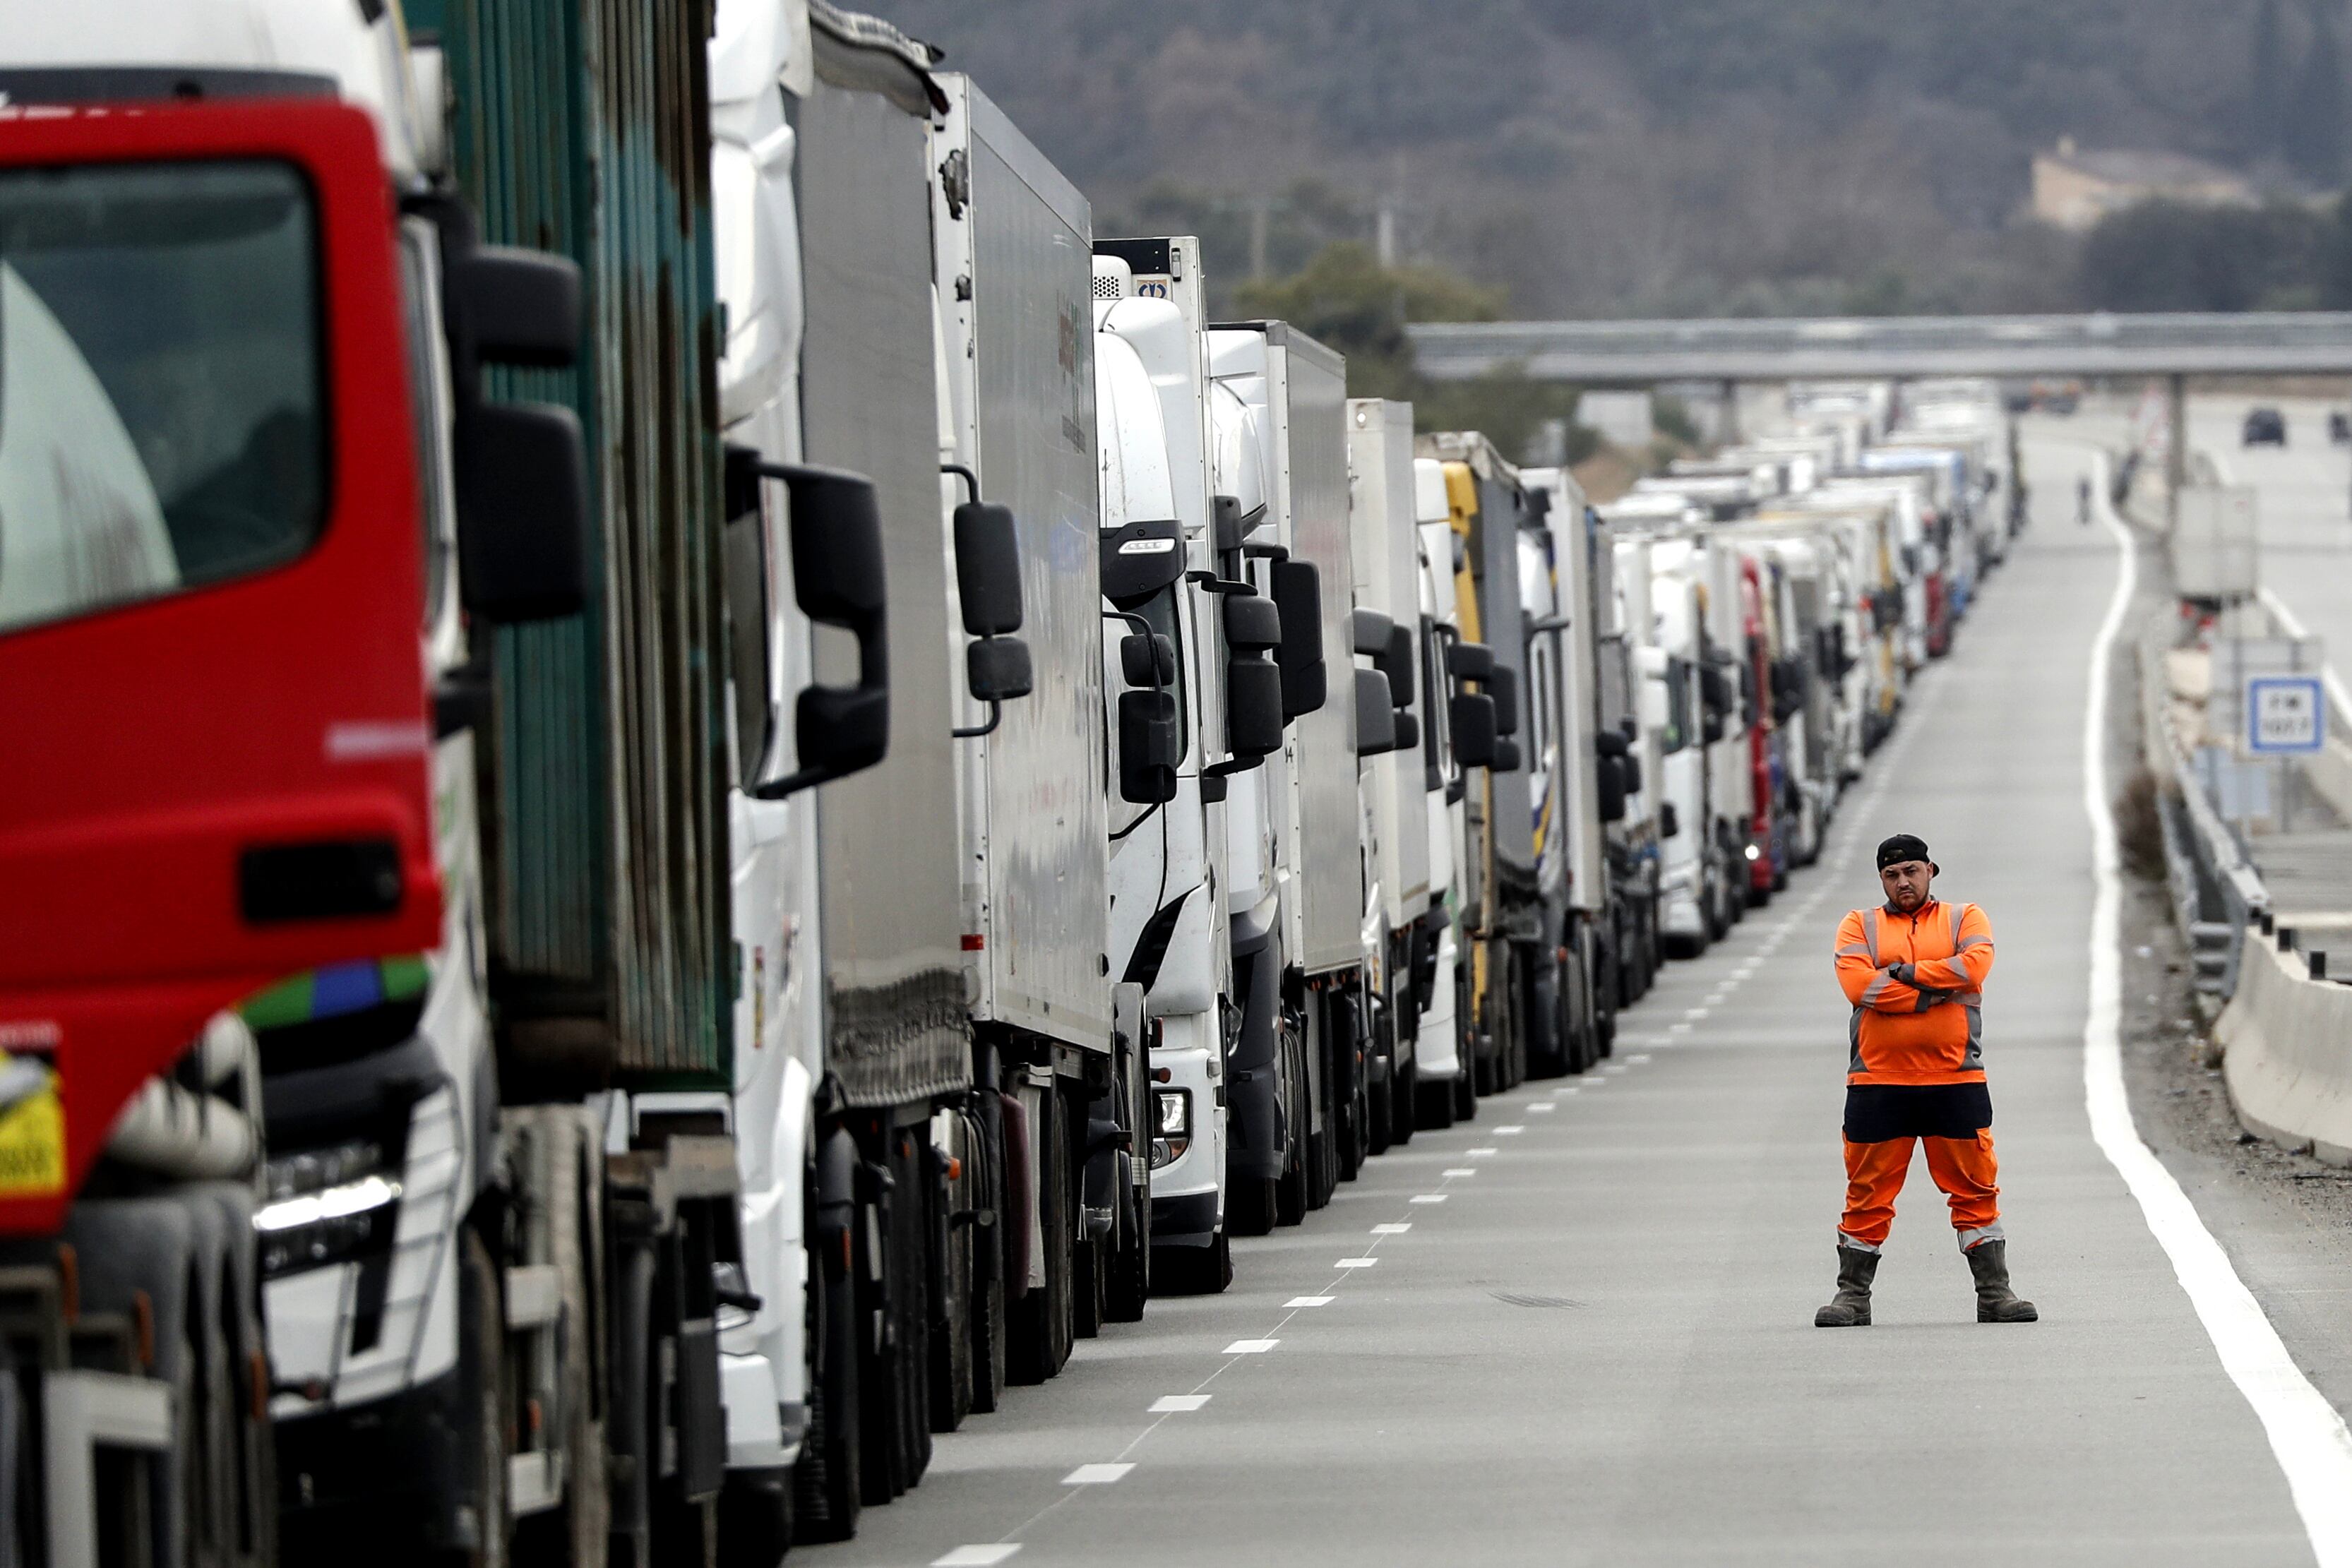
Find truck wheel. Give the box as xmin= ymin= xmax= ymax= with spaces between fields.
xmin=1104 ymin=1158 xmax=1150 ymax=1322
xmin=1007 ymin=1083 xmax=1072 ymax=1384
xmin=717 ymin=1472 xmax=793 ymax=1568
xmin=1152 ymin=1230 xmax=1231 ymax=1294
xmin=1390 ymin=1056 xmax=1417 ymax=1145
xmin=1226 ymin=1175 xmax=1278 ymax=1237
xmin=1365 ymin=993 xmax=1394 ymax=1159
xmin=1415 ymin=1070 xmax=1456 ymax=1131
xmin=967 ymin=1096 xmax=1008 ymax=1415
xmin=1072 ymin=1227 xmax=1103 ymax=1341
xmin=1276 ymin=1013 xmax=1312 ymax=1225
xmin=443 ymin=1229 xmax=510 ymax=1568
xmin=511 ymin=1120 xmax=608 ymax=1568
xmin=794 ymin=1149 xmax=862 ymax=1544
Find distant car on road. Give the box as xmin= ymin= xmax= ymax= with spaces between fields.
xmin=2329 ymin=409 xmax=2349 ymax=445
xmin=2244 ymin=407 xmax=2288 ymax=446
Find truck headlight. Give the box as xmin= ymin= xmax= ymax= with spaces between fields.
xmin=1745 ymin=843 xmax=1762 ymax=861
xmin=1150 ymin=1089 xmax=1191 ymax=1169
xmin=257 ymin=1139 xmax=401 ymax=1278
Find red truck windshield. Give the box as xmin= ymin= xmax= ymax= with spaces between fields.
xmin=0 ymin=157 xmax=321 ymax=637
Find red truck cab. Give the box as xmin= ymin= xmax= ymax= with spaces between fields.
xmin=0 ymin=99 xmax=441 ymax=1233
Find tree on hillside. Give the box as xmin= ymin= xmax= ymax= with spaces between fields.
xmin=2247 ymin=0 xmax=2290 ymax=162
xmin=2286 ymin=1 xmax=2348 ymax=184
xmin=2078 ymin=200 xmax=2332 ymax=311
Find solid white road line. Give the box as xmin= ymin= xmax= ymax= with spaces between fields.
xmin=2082 ymin=455 xmax=2352 ymax=1565
xmin=1151 ymin=1394 xmax=1212 ymax=1412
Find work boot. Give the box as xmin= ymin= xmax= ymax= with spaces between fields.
xmin=1966 ymin=1239 xmax=2038 ymax=1322
xmin=1814 ymin=1244 xmax=1879 ymax=1327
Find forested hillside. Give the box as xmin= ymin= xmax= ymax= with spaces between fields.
xmin=868 ymin=0 xmax=2339 ymax=317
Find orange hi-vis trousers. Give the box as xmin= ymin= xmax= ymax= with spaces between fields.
xmin=1838 ymin=1130 xmax=2002 ymax=1252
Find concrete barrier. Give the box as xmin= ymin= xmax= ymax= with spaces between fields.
xmin=2216 ymin=933 xmax=2352 ymax=1166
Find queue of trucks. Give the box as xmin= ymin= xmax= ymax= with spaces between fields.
xmin=0 ymin=6 xmax=2021 ymax=1564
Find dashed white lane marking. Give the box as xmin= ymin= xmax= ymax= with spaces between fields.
xmin=1443 ymin=1167 xmax=1478 ymax=1177
xmin=1601 ymin=1064 xmax=1630 ymax=1075
xmin=1494 ymin=1125 xmax=1525 ymax=1135
xmin=1335 ymin=1257 xmax=1378 ymax=1269
xmin=1063 ymin=1464 xmax=1133 ymax=1485
xmin=1410 ymin=1193 xmax=1448 ymax=1204
xmin=1627 ymin=1053 xmax=1652 ymax=1064
xmin=1222 ymin=1339 xmax=1279 ymax=1354
xmin=1683 ymin=1006 xmax=1711 ymax=1019
xmin=935 ymin=1548 xmax=1020 ymax=1567
xmin=1371 ymin=1223 xmax=1412 ymax=1234
xmin=1467 ymin=1147 xmax=1498 ymax=1156
xmin=1528 ymin=1103 xmax=1558 ymax=1113
xmin=1667 ymin=1023 xmax=1693 ymax=1035
xmin=1151 ymin=1394 xmax=1211 ymax=1412
xmin=1284 ymin=1296 xmax=1333 ymax=1308
xmin=2076 ymin=457 xmax=2352 ymax=1562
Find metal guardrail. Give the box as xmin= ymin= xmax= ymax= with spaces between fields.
xmin=1407 ymin=311 xmax=2352 ymax=383
xmin=2139 ymin=616 xmax=2269 ymax=1000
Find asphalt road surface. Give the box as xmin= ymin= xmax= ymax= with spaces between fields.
xmin=806 ymin=445 xmax=2336 ymax=1568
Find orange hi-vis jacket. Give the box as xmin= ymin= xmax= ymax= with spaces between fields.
xmin=1834 ymin=897 xmax=1994 ymax=1085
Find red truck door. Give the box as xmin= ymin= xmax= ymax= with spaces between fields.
xmin=0 ymin=102 xmax=439 ymax=1231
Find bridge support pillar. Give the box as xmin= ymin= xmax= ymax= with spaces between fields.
xmin=2166 ymin=373 xmax=2187 ymax=534
xmin=1719 ymin=378 xmax=1740 ymax=443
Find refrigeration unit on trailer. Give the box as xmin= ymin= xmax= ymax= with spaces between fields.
xmin=1347 ymin=398 xmax=1432 ymax=1149
xmin=1207 ymin=321 xmax=1355 ymax=1227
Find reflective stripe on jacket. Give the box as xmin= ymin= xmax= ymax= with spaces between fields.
xmin=1834 ymin=897 xmax=1993 ymax=1085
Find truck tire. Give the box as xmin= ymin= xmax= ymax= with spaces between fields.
xmin=888 ymin=1129 xmax=933 ymax=1485
xmin=1390 ymin=1055 xmax=1417 ymax=1147
xmin=794 ymin=1142 xmax=862 ymax=1545
xmin=1104 ymin=1152 xmax=1151 ymax=1322
xmin=441 ymin=1228 xmax=511 ymax=1568
xmin=1364 ymin=991 xmax=1394 ymax=1159
xmin=1007 ymin=1082 xmax=1072 ymax=1384
xmin=511 ymin=1116 xmax=608 ymax=1568
xmin=1414 ymin=1070 xmax=1456 ymax=1131
xmin=1275 ymin=1013 xmax=1311 ymax=1225
xmin=969 ymin=1093 xmax=1010 ymax=1415
xmin=1227 ymin=1173 xmax=1277 ymax=1235
xmin=717 ymin=1472 xmax=793 ymax=1568
xmin=1152 ymin=1228 xmax=1232 ymax=1294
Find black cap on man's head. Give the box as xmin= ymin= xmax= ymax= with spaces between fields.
xmin=1876 ymin=834 xmax=1934 ymax=872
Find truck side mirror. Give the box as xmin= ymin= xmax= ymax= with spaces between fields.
xmin=1354 ymin=669 xmax=1397 ymax=757
xmin=1486 ymin=664 xmax=1520 ymax=738
xmin=1447 ymin=642 xmax=1494 ymax=682
xmin=1118 ymin=688 xmax=1181 ymax=803
xmin=1391 ymin=710 xmax=1420 ymax=752
xmin=1660 ymin=800 xmax=1681 ymax=839
xmin=1270 ymin=560 xmax=1327 ymax=719
xmin=740 ymin=458 xmax=890 ymax=798
xmin=457 ymin=402 xmax=590 ymax=623
xmin=1491 ymin=737 xmax=1522 ymax=773
xmin=1450 ymin=693 xmax=1498 ymax=769
xmin=1595 ymin=728 xmax=1629 ymax=758
xmin=1352 ymin=608 xmax=1395 ymax=657
xmin=1620 ymin=753 xmax=1642 ymax=794
xmin=1226 ymin=659 xmax=1285 ymax=760
xmin=449 ymin=246 xmax=581 ymax=366
xmin=967 ymin=636 xmax=1033 ymax=703
xmin=1596 ymin=755 xmax=1628 ymax=822
xmin=1380 ymin=623 xmax=1416 ymax=706
xmin=1222 ymin=592 xmax=1281 ymax=653
xmin=953 ymin=501 xmax=1024 ymax=636
xmin=1121 ymin=632 xmax=1176 ymax=688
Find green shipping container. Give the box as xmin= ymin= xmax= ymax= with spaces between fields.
xmin=412 ymin=0 xmax=732 ymax=1085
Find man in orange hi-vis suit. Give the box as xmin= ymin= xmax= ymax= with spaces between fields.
xmin=1816 ymin=834 xmax=2038 ymax=1327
